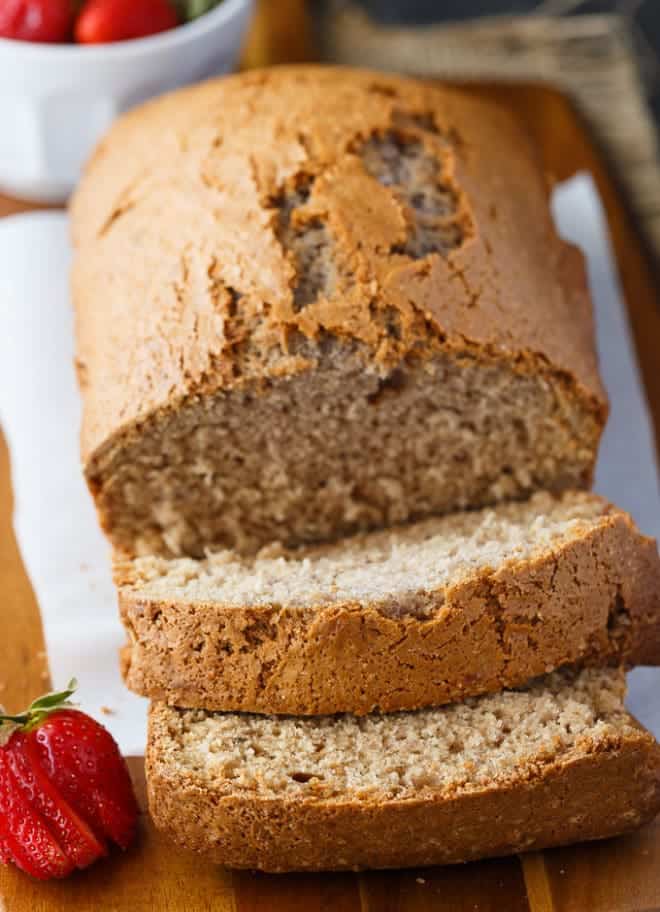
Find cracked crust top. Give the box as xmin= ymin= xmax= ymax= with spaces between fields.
xmin=71 ymin=65 xmax=606 ymax=464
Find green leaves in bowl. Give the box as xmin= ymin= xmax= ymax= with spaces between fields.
xmin=174 ymin=0 xmax=223 ymax=22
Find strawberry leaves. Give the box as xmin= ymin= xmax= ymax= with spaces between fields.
xmin=0 ymin=679 xmax=77 ymax=731
xmin=173 ymin=0 xmax=220 ymax=22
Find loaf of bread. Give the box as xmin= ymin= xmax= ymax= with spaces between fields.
xmin=118 ymin=491 xmax=660 ymax=715
xmin=146 ymin=667 xmax=660 ymax=871
xmin=72 ymin=66 xmax=607 ymax=559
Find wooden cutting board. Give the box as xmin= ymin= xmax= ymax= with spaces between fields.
xmin=2 ymin=3 xmax=660 ymax=909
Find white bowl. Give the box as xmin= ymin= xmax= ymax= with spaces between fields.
xmin=0 ymin=0 xmax=254 ymax=203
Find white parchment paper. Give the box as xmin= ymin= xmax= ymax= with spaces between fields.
xmin=0 ymin=212 xmax=146 ymax=753
xmin=0 ymin=173 xmax=657 ymax=755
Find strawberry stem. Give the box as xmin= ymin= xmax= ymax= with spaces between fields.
xmin=0 ymin=679 xmax=77 ymax=732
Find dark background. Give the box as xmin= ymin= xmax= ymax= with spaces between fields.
xmin=350 ymin=1 xmax=660 ymax=123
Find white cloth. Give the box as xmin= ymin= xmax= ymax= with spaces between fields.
xmin=0 ymin=174 xmax=658 ymax=755
xmin=552 ymin=177 xmax=660 ymax=733
xmin=0 ymin=212 xmax=146 ymax=754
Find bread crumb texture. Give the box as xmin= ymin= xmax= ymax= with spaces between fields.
xmin=153 ymin=668 xmax=632 ymax=801
xmin=121 ymin=490 xmax=606 ymax=610
xmin=73 ymin=67 xmax=607 ymax=557
xmin=118 ymin=489 xmax=660 ymax=715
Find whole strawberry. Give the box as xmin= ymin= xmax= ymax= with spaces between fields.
xmin=74 ymin=0 xmax=179 ymax=43
xmin=0 ymin=681 xmax=138 ymax=880
xmin=0 ymin=0 xmax=74 ymax=43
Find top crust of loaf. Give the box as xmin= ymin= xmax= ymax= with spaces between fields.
xmin=71 ymin=65 xmax=606 ymax=464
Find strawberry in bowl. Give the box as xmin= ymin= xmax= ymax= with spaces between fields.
xmin=0 ymin=0 xmax=74 ymax=43
xmin=0 ymin=680 xmax=138 ymax=879
xmin=75 ymin=0 xmax=180 ymax=44
xmin=0 ymin=0 xmax=226 ymax=44
xmin=0 ymin=0 xmax=254 ymax=201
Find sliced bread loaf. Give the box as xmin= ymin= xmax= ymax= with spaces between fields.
xmin=146 ymin=667 xmax=660 ymax=871
xmin=118 ymin=491 xmax=660 ymax=715
xmin=72 ymin=66 xmax=606 ymax=559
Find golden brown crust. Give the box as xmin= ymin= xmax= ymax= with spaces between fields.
xmin=119 ymin=510 xmax=660 ymax=715
xmin=146 ymin=707 xmax=660 ymax=871
xmin=71 ymin=65 xmax=606 ymax=468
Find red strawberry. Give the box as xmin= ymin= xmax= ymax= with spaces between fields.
xmin=0 ymin=0 xmax=74 ymax=43
xmin=74 ymin=0 xmax=179 ymax=44
xmin=7 ymin=734 xmax=106 ymax=868
xmin=32 ymin=709 xmax=138 ymax=849
xmin=0 ymin=681 xmax=138 ymax=880
xmin=0 ymin=751 xmax=74 ymax=880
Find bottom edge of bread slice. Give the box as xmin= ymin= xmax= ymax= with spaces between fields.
xmin=146 ymin=667 xmax=660 ymax=871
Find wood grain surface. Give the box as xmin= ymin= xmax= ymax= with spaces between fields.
xmin=1 ymin=1 xmax=659 ymax=908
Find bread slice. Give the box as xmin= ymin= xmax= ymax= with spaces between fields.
xmin=118 ymin=491 xmax=660 ymax=715
xmin=146 ymin=667 xmax=660 ymax=871
xmin=72 ymin=67 xmax=606 ymax=560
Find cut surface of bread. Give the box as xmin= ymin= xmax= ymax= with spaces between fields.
xmin=119 ymin=491 xmax=660 ymax=715
xmin=72 ymin=66 xmax=606 ymax=558
xmin=146 ymin=668 xmax=660 ymax=871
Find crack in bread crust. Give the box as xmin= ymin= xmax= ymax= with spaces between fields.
xmin=357 ymin=129 xmax=470 ymax=259
xmin=72 ymin=66 xmax=607 ymax=558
